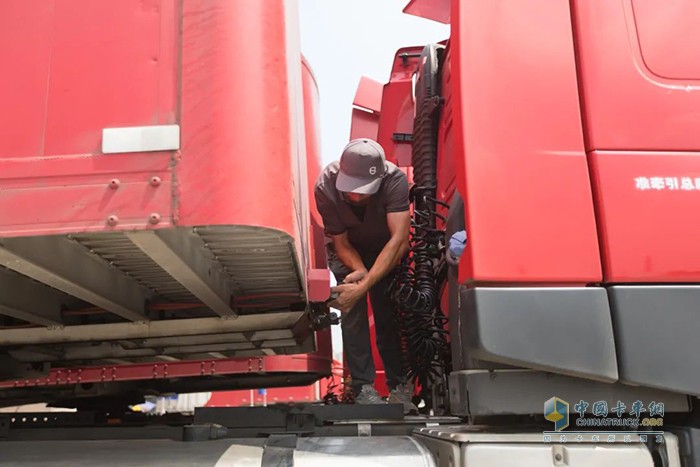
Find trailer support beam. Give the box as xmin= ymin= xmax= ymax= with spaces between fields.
xmin=0 ymin=236 xmax=149 ymax=322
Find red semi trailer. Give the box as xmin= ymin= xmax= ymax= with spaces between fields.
xmin=0 ymin=0 xmax=333 ymax=408
xmin=1 ymin=0 xmax=699 ymax=465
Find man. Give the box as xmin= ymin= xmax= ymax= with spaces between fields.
xmin=314 ymin=138 xmax=416 ymax=413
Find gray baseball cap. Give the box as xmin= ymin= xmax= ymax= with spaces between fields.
xmin=335 ymin=138 xmax=387 ymax=194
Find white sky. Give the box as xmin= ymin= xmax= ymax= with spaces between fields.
xmin=298 ymin=0 xmax=449 ymax=166
xmin=298 ymin=0 xmax=449 ymax=361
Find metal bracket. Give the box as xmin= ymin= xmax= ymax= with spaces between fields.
xmin=182 ymin=423 xmax=228 ymax=442
xmin=310 ymin=303 xmax=340 ymax=330
xmin=399 ymin=52 xmax=422 ymax=67
xmin=392 ymin=133 xmax=414 ymax=143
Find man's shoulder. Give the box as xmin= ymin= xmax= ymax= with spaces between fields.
xmin=382 ymin=162 xmax=408 ymax=190
xmin=384 ymin=161 xmax=406 ymax=180
xmin=315 ymin=161 xmax=340 ymax=196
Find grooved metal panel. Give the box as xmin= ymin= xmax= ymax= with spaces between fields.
xmin=195 ymin=226 xmax=302 ymax=297
xmin=71 ymin=232 xmax=196 ymax=302
xmin=70 ymin=226 xmax=303 ymax=304
xmin=0 ymin=226 xmax=308 ymax=372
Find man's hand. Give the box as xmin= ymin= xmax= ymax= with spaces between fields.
xmin=343 ymin=269 xmax=367 ymax=284
xmin=329 ymin=283 xmax=367 ymax=314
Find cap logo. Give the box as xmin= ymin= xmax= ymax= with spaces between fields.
xmin=369 ymin=166 xmax=377 ymax=175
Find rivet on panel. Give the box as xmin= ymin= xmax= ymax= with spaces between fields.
xmin=149 ymin=213 xmax=161 ymax=225
xmin=107 ymin=215 xmax=119 ymax=227
xmin=109 ymin=179 xmax=121 ymax=189
xmin=150 ymin=176 xmax=162 ymax=187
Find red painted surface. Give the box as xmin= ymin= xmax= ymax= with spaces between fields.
xmin=403 ymin=0 xmax=450 ymax=24
xmin=572 ymin=0 xmax=700 ymax=151
xmin=44 ymin=0 xmax=177 ymax=156
xmin=1 ymin=0 xmax=312 ymax=246
xmin=0 ymin=0 xmax=177 ymax=159
xmin=0 ymin=1 xmax=332 ymax=388
xmin=0 ymin=153 xmax=173 ymax=236
xmin=0 ymin=0 xmax=178 ymax=236
xmin=377 ymin=47 xmax=423 ymax=167
xmin=0 ymin=355 xmax=331 ymax=389
xmin=207 ymin=384 xmax=319 ymax=407
xmin=353 ymin=77 xmax=383 ymax=113
xmin=436 ymin=43 xmax=459 ymax=212
xmin=300 ymin=53 xmax=333 ymax=368
xmin=0 ymin=1 xmax=53 ymax=159
xmin=350 ymin=109 xmax=380 ymax=143
xmin=349 ymin=73 xmax=383 ymax=143
xmin=307 ymin=269 xmax=331 ymax=302
xmin=590 ymin=151 xmax=700 ymax=282
xmin=178 ymin=0 xmax=301 ymax=235
xmin=303 ymin=57 xmax=327 ymax=271
xmin=450 ymin=0 xmax=601 ymax=284
xmin=206 ymin=361 xmax=343 ymax=406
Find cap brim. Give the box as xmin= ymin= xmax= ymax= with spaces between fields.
xmin=335 ymin=172 xmax=382 ymax=194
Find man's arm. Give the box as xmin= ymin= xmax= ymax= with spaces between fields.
xmin=330 ymin=232 xmax=367 ymax=279
xmin=359 ymin=210 xmax=410 ymax=289
xmin=330 ymin=210 xmax=410 ymax=312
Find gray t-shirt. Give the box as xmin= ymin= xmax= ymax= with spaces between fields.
xmin=314 ymin=160 xmax=409 ymax=254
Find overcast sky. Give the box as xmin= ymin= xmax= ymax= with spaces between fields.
xmin=298 ymin=0 xmax=449 ymax=166
xmin=298 ymin=0 xmax=448 ymax=361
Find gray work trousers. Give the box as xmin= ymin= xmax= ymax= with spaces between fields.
xmin=326 ymin=245 xmax=406 ymax=394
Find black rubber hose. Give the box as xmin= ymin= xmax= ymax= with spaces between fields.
xmin=388 ymin=44 xmax=450 ymax=395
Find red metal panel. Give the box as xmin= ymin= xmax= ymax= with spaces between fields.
xmin=403 ymin=0 xmax=450 ymax=24
xmin=376 ymin=47 xmax=423 ymax=167
xmin=0 ymin=153 xmax=173 ymax=236
xmin=349 ymin=108 xmax=380 ymax=142
xmin=0 ymin=1 xmax=53 ymax=158
xmin=572 ymin=0 xmax=700 ymax=151
xmin=353 ymin=77 xmax=383 ymax=113
xmin=43 ymin=0 xmax=177 ymax=155
xmin=302 ymin=57 xmax=327 ymax=270
xmin=0 ymin=355 xmax=331 ymax=388
xmin=632 ymin=0 xmax=700 ymax=79
xmin=177 ymin=0 xmax=299 ymax=236
xmin=0 ymin=0 xmax=177 ymax=236
xmin=436 ymin=44 xmax=459 ymax=208
xmin=451 ymin=0 xmax=601 ymax=284
xmin=307 ymin=269 xmax=330 ymax=302
xmin=590 ymin=151 xmax=700 ymax=282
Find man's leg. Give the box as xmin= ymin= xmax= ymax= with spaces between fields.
xmin=340 ymin=293 xmax=375 ymax=394
xmin=367 ymin=271 xmax=418 ymax=413
xmin=367 ymin=272 xmax=405 ymax=390
xmin=326 ymin=245 xmax=376 ymax=395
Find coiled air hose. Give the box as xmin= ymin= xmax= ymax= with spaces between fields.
xmin=388 ymin=44 xmax=450 ymax=397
